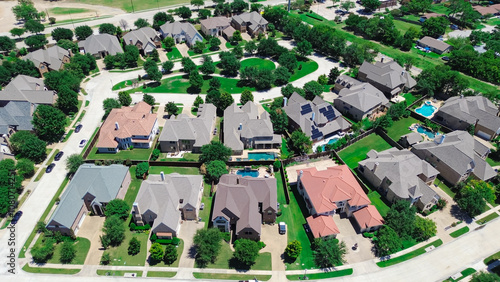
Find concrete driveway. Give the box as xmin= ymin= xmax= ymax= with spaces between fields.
xmin=79 ymin=215 xmax=105 ymax=265
xmin=177 ymin=221 xmax=204 ymax=269
xmin=260 ymin=224 xmax=287 ymax=271
xmin=334 ymin=214 xmax=375 ymax=264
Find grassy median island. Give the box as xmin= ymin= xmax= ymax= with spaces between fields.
xmin=286 ymin=268 xmax=354 ymax=280
xmin=476 ymin=212 xmax=499 ymax=225
xmin=449 ymin=226 xmax=470 ymax=238
xmin=22 ymin=264 xmax=81 ymax=274
xmin=192 ymin=273 xmax=272 ymax=281
xmin=49 ymin=7 xmax=92 ymax=14
xmin=240 ymin=58 xmax=276 ymax=71
xmin=377 ymin=239 xmax=443 ymax=267
xmin=147 ymin=271 xmax=177 ymax=277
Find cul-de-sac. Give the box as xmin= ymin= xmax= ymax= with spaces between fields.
xmin=0 ymin=0 xmax=499 ymax=281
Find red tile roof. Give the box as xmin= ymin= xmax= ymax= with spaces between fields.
xmin=306 ymin=215 xmax=340 ymax=238
xmin=298 ymin=166 xmax=371 ymax=214
xmin=353 ymin=205 xmax=384 ymax=230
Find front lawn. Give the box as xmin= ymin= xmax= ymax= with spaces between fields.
xmin=484 ymin=250 xmax=500 ymax=265
xmin=286 ymin=269 xmax=354 ymax=280
xmin=193 ymin=273 xmax=272 ymax=281
xmin=449 ymin=226 xmax=469 ymax=238
xmin=240 ymin=58 xmax=276 ymax=71
xmin=376 ymin=239 xmax=443 ymax=267
xmin=385 ymin=117 xmax=420 ymax=141
xmin=147 ymin=271 xmax=177 ymax=277
xmin=393 ymin=20 xmax=421 ymax=33
xmin=151 ymin=240 xmax=184 ymax=267
xmin=97 ymin=270 xmax=143 ymax=276
xmin=22 ymin=264 xmax=81 ymax=274
xmin=49 ymin=7 xmax=91 ymax=14
xmin=86 ymin=146 xmax=153 ymax=160
xmin=430 ymin=3 xmax=451 ymax=15
xmin=124 ymin=166 xmax=142 ymax=206
xmin=476 ymin=212 xmax=499 ymax=225
xmin=105 ymin=227 xmax=148 ymax=266
xmin=367 ymin=191 xmax=391 ymax=217
xmin=197 ymin=240 xmax=272 ymax=270
xmin=46 ymin=237 xmax=91 ymax=265
xmin=166 ymin=48 xmax=182 ymax=60
xmin=289 ymin=60 xmax=319 ymax=82
xmin=199 ymin=182 xmax=213 ymax=226
xmin=338 ymin=134 xmax=393 ymax=169
xmin=148 ymin=166 xmax=200 ymax=175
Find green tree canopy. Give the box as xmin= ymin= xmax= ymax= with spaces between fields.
xmin=135 ymin=162 xmax=149 ymax=179
xmin=104 ymin=199 xmax=130 ymax=220
xmin=385 ymin=200 xmax=417 ymax=240
xmin=0 ymin=36 xmax=16 ymax=52
xmin=65 ymin=154 xmax=84 ymax=174
xmin=74 ymin=25 xmax=93 ymax=40
xmin=163 ymin=244 xmax=178 ymax=265
xmin=456 ymin=180 xmax=496 ymax=217
xmin=312 ymin=238 xmax=346 ymax=268
xmin=149 ymin=242 xmax=164 ymax=264
xmin=32 ymin=105 xmax=66 ymax=143
xmin=240 ymin=89 xmax=254 ymax=106
xmin=60 ymin=240 xmax=76 ymax=264
xmin=99 ymin=23 xmax=116 ymax=35
xmin=199 ymin=141 xmax=232 ymax=163
xmin=200 ymin=55 xmax=215 ymax=75
xmin=128 ymin=237 xmax=141 ymax=256
xmin=284 ymin=240 xmax=302 ymax=261
xmin=103 ymin=98 xmax=121 ymax=119
xmin=51 ymin=27 xmax=73 ymax=41
xmin=205 ymin=160 xmax=228 ymax=183
xmin=303 ymin=80 xmax=324 ymax=100
xmin=101 ymin=215 xmax=125 ymax=248
xmin=9 ymin=131 xmax=46 ymax=163
xmin=56 ymin=86 xmax=78 ymax=114
xmin=16 ymin=158 xmax=35 ymax=178
xmin=233 ymin=239 xmax=260 ymax=267
xmin=413 ymin=217 xmax=437 ymax=241
xmin=118 ymin=91 xmax=132 ymax=106
xmin=165 ymin=101 xmax=179 ymax=116
xmin=289 ymin=130 xmax=312 ymax=155
xmin=134 ymin=18 xmax=149 ymax=29
xmin=193 ymin=228 xmax=222 ymax=267
xmin=375 ymin=225 xmax=402 ymax=256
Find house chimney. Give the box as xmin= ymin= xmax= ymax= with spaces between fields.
xmin=129 ymin=39 xmax=133 ymax=45
xmin=283 ymin=97 xmax=288 ymax=107
xmin=115 ymin=122 xmax=119 ymax=130
xmin=311 ymin=112 xmax=315 ymax=121
xmin=132 ymin=202 xmax=141 ymax=215
xmin=298 ymin=170 xmax=303 ymax=182
xmin=401 ymin=71 xmax=405 ymax=76
xmin=381 ymin=56 xmax=384 ymax=63
xmin=239 ymin=123 xmax=242 ymax=130
xmin=373 ymin=162 xmax=379 ymax=172
xmin=160 ymin=171 xmax=165 ymax=181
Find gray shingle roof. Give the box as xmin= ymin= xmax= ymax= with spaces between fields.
xmin=400 ymin=132 xmax=423 ymax=146
xmin=412 ymin=131 xmax=496 ymax=181
xmin=47 ymin=164 xmax=129 ymax=229
xmin=337 ymin=82 xmax=389 ymax=112
xmin=200 ymin=16 xmax=231 ymax=30
xmin=359 ymin=148 xmax=439 ymax=200
xmin=78 ymin=34 xmax=123 ymax=56
xmin=359 ymin=61 xmax=417 ymax=90
xmin=1 ymin=75 xmax=55 ymax=104
xmin=135 ymin=173 xmax=203 ymax=234
xmin=24 ymin=45 xmax=70 ymax=71
xmin=418 ymin=36 xmax=451 ymax=53
xmin=232 ymin=11 xmax=268 ymax=33
xmin=0 ymin=101 xmax=34 ymax=134
xmin=123 ymin=27 xmax=159 ymax=50
xmin=159 ymin=103 xmax=216 ymax=147
xmin=437 ymin=96 xmax=500 ymax=133
xmin=283 ymin=92 xmax=350 ymax=139
xmin=212 ymin=174 xmax=277 ymax=236
xmin=160 ymin=21 xmax=201 ymax=41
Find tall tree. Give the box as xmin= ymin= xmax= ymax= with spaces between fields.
xmin=181 ymin=57 xmax=197 ymax=74
xmin=233 ymin=239 xmax=260 ymax=267
xmin=312 ymin=238 xmax=347 ymax=268
xmin=24 ymin=19 xmax=44 ymax=34
xmin=65 ymin=154 xmax=84 ymax=174
xmin=199 ymin=141 xmax=232 ymax=163
xmin=456 ymin=180 xmax=496 ymax=217
xmin=102 ymin=98 xmax=121 ymax=118
xmin=9 ymin=131 xmax=46 ymax=163
xmin=303 ymin=80 xmax=323 ymax=100
xmin=421 ymin=17 xmax=449 ymax=38
xmin=101 ymin=215 xmax=125 ymax=248
xmin=74 ymin=25 xmax=93 ymax=40
xmin=200 ymin=55 xmax=215 ymax=75
xmin=134 ymin=18 xmax=150 ymax=29
xmin=99 ymin=23 xmax=116 ymax=35
xmin=24 ymin=34 xmax=47 ymax=50
xmin=375 ymin=225 xmax=402 ymax=256
xmin=289 ymin=130 xmax=312 ymax=154
xmin=56 ymin=86 xmax=78 ymax=114
xmin=118 ymin=91 xmax=132 ymax=106
xmin=0 ymin=36 xmax=16 ymax=52
xmin=361 ymin=0 xmax=381 ymax=12
xmin=240 ymin=89 xmax=254 ymax=105
xmin=32 ymin=105 xmax=66 ymax=143
xmin=385 ymin=200 xmax=417 ymax=240
xmin=104 ymin=199 xmax=130 ymax=220
xmin=51 ymin=27 xmax=73 ymax=41
xmin=193 ymin=228 xmax=222 ymax=267
xmin=191 ymin=0 xmax=205 ymax=10
xmin=165 ymin=101 xmax=180 ymax=116
xmin=189 ymin=70 xmax=204 ymax=91
xmin=177 ymin=6 xmax=192 ymax=20
xmin=205 ymin=160 xmax=228 ymax=183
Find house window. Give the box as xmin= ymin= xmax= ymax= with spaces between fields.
xmin=267 ymin=211 xmax=272 ymax=215
xmin=216 ymin=220 xmax=225 ymax=224
xmin=245 ymin=231 xmax=252 ymax=235
xmin=186 ymin=208 xmax=193 ymax=211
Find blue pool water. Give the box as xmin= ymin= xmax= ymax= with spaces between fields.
xmin=321 ymin=137 xmax=340 ymax=150
xmin=415 ymin=104 xmax=437 ymax=117
xmin=248 ymin=152 xmax=276 ymax=160
xmin=417 ymin=125 xmax=439 ymax=139
xmin=236 ymin=170 xmax=259 ymax=177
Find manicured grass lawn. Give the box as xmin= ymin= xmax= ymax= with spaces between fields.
xmin=410 ymin=43 xmax=445 ymax=59
xmin=385 ymin=117 xmax=420 ymax=141
xmin=476 ymin=212 xmax=499 ymax=225
xmin=149 ymin=166 xmax=200 ymax=175
xmin=147 ymin=271 xmax=177 ymax=277
xmin=151 ymin=240 xmax=184 ymax=267
xmin=401 ymin=14 xmax=421 ymax=22
xmin=276 ymin=171 xmax=287 ymax=205
xmin=393 ymin=20 xmax=421 ymax=33
xmin=199 ymin=182 xmax=213 ymax=226
xmin=486 ymin=157 xmax=500 ymax=167
xmin=46 ymin=237 xmax=91 ymax=264
xmin=367 ymin=191 xmax=391 ymax=217
xmin=73 ymin=0 xmax=191 ymax=13
xmin=289 ymin=60 xmax=319 ymax=82
xmin=106 ymin=229 xmax=148 ymax=266
xmin=450 ymin=226 xmax=469 ymax=238
xmin=166 ymin=47 xmax=183 ymax=60
xmin=444 ymin=268 xmax=476 ymax=282
xmin=377 ymin=239 xmax=443 ymax=267
xmin=225 ymin=41 xmax=246 ymax=49
xmin=124 ymin=166 xmax=142 ymax=206
xmin=292 ymin=11 xmax=335 ymax=28
xmin=86 ymin=146 xmax=153 ymax=160
xmin=287 ymin=268 xmax=354 ymax=280
xmin=158 ymin=152 xmax=200 ymax=162
xmin=112 ymin=80 xmax=133 ymax=91
xmin=197 ymin=241 xmax=272 ymax=270
xmin=22 ymin=264 xmax=81 ymax=274
xmin=240 ymin=58 xmax=276 ymax=71
xmin=435 ymin=177 xmax=456 ymax=198
xmin=430 ymin=3 xmax=451 ymax=15
xmin=484 ymin=250 xmax=500 ymax=265
xmin=49 ymin=7 xmax=91 ymax=14
xmin=129 ymin=75 xmax=256 ymax=94
xmin=96 ymin=270 xmax=143 ymax=276
xmin=487 ymin=17 xmax=500 ymax=26
xmin=338 ymin=134 xmax=393 ymax=169
xmin=402 ymin=93 xmax=420 ymax=106
xmin=193 ymin=273 xmax=272 ymax=281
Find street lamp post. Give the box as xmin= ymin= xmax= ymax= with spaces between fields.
xmin=130 ymin=0 xmax=135 ymax=13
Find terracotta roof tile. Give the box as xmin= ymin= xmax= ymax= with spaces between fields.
xmin=353 ymin=205 xmax=384 ymax=229
xmin=306 ymin=215 xmax=340 ymax=238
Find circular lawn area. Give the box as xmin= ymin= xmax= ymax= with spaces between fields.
xmin=240 ymin=58 xmax=276 ymax=71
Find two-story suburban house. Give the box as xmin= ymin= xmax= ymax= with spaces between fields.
xmin=283 ymin=92 xmax=351 ymax=142
xmin=223 ymin=102 xmax=281 ymax=155
xmin=46 ymin=164 xmax=131 ymax=236
xmin=297 ymin=166 xmax=383 ymax=238
xmin=133 ymin=173 xmax=203 ymax=238
xmin=411 ymin=131 xmax=497 ymax=185
xmin=358 ymin=59 xmax=417 ymax=98
xmin=358 ymin=148 xmax=440 ymax=211
xmin=123 ymin=27 xmax=161 ymax=55
xmin=334 ymin=77 xmax=390 ymax=121
xmin=159 ymin=103 xmax=217 ymax=153
xmin=231 ymin=11 xmax=268 ymax=36
xmin=96 ymin=101 xmax=159 ymax=153
xmin=212 ymin=174 xmax=277 ymax=241
xmin=0 ymin=75 xmax=56 ymax=138
xmin=200 ymin=17 xmax=231 ymax=37
xmin=24 ymin=45 xmax=72 ymax=76
xmin=433 ymin=95 xmax=500 ymax=141
xmin=78 ymin=34 xmax=124 ymax=58
xmin=159 ymin=21 xmax=203 ymax=47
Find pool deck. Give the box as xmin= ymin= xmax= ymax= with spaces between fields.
xmin=410 ymin=123 xmax=439 ymax=142
xmin=285 ymin=158 xmax=338 ymax=183
xmin=230 ymin=166 xmax=273 ymax=178
xmin=230 ymin=149 xmax=280 ymax=161
xmin=312 ymin=133 xmax=345 ymax=152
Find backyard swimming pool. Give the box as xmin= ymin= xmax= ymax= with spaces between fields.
xmin=415 ymin=102 xmax=437 ymax=117
xmin=417 ymin=125 xmax=439 ymax=139
xmin=321 ymin=137 xmax=340 ymax=151
xmin=236 ymin=170 xmax=259 ymax=177
xmin=247 ymin=152 xmax=276 ymax=160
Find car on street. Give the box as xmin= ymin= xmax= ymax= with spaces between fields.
xmin=46 ymin=163 xmax=55 ymax=173
xmin=75 ymin=124 xmax=83 ymax=133
xmin=54 ymin=151 xmax=64 ymax=161
xmin=79 ymin=139 xmax=87 ymax=148
xmin=279 ymin=222 xmax=286 ymax=234
xmin=11 ymin=211 xmax=23 ymax=225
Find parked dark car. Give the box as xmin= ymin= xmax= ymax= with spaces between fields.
xmin=442 ymin=56 xmax=450 ymax=61
xmin=54 ymin=151 xmax=64 ymax=161
xmin=11 ymin=211 xmax=23 ymax=225
xmin=79 ymin=139 xmax=87 ymax=148
xmin=46 ymin=163 xmax=55 ymax=173
xmin=75 ymin=124 xmax=83 ymax=133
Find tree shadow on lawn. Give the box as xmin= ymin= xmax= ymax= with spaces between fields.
xmin=449 ymin=204 xmax=473 ymax=224
xmin=187 ymin=86 xmax=201 ymax=94
xmin=228 ymin=257 xmax=253 ymax=271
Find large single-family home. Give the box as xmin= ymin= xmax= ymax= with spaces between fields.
xmin=298 ymin=166 xmax=383 ymax=238
xmin=283 ymin=92 xmax=351 ymax=142
xmin=358 ymin=59 xmax=417 ymax=98
xmin=358 ymin=148 xmax=440 ymax=211
xmin=433 ymin=96 xmax=500 ymax=141
xmin=411 ymin=131 xmax=497 ymax=185
xmin=0 ymin=75 xmax=56 ymax=138
xmin=123 ymin=27 xmax=161 ymax=55
xmin=78 ymin=34 xmax=124 ymax=58
xmin=379 ymin=0 xmax=398 ymax=8
xmin=417 ymin=36 xmax=453 ymax=55
xmin=231 ymin=11 xmax=268 ymax=36
xmin=223 ymin=102 xmax=281 ymax=155
xmin=200 ymin=16 xmax=231 ymax=37
xmin=159 ymin=103 xmax=217 ymax=153
xmin=46 ymin=164 xmax=131 ymax=236
xmin=473 ymin=4 xmax=500 ymax=16
xmin=96 ymin=101 xmax=159 ymax=153
xmin=159 ymin=22 xmax=203 ymax=47
xmin=133 ymin=173 xmax=203 ymax=238
xmin=24 ymin=45 xmax=72 ymax=76
xmin=212 ymin=174 xmax=277 ymax=241
xmin=334 ymin=79 xmax=390 ymax=121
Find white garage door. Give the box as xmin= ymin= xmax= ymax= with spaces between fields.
xmin=74 ymin=213 xmax=86 ymax=235
xmin=477 ymin=130 xmax=491 ymax=141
